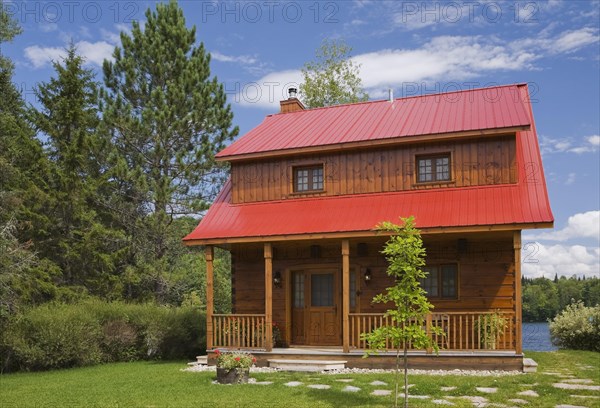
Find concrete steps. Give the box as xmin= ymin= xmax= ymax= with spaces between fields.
xmin=523 ymin=358 xmax=538 ymax=373
xmin=268 ymin=359 xmax=346 ymax=372
xmin=187 ymin=355 xmax=208 ymax=367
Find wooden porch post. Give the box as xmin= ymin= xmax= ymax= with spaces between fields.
xmin=205 ymin=246 xmax=214 ymax=351
xmin=425 ymin=314 xmax=433 ymax=354
xmin=264 ymin=243 xmax=273 ymax=351
xmin=342 ymin=240 xmax=350 ymax=353
xmin=514 ymin=231 xmax=523 ymax=354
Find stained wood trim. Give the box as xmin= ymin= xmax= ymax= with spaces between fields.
xmin=414 ymin=151 xmax=453 ymax=185
xmin=205 ymin=246 xmax=214 ymax=350
xmin=264 ymin=243 xmax=273 ymax=351
xmin=183 ymin=222 xmax=553 ymax=246
xmin=292 ymin=163 xmax=326 ymax=194
xmin=216 ymin=127 xmax=529 ymax=162
xmin=513 ymin=231 xmax=522 ymax=354
xmin=342 ymin=240 xmax=350 ymax=353
xmin=284 ymin=268 xmax=292 ymax=345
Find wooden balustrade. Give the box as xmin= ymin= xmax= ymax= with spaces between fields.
xmin=212 ymin=311 xmax=515 ymax=351
xmin=212 ymin=314 xmax=266 ymax=349
xmin=349 ymin=311 xmax=515 ymax=351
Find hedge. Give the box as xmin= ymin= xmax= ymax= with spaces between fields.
xmin=0 ymin=301 xmax=206 ymax=372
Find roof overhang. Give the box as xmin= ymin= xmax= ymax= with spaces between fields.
xmin=216 ymin=126 xmax=530 ymax=163
xmin=183 ymin=221 xmax=553 ymax=246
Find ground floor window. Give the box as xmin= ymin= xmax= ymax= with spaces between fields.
xmin=420 ymin=264 xmax=458 ymax=299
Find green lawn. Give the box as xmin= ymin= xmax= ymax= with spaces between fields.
xmin=1 ymin=351 xmax=599 ymax=407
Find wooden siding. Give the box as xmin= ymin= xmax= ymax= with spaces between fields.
xmin=231 ymin=234 xmax=515 ymax=345
xmin=231 ymin=136 xmax=517 ymax=204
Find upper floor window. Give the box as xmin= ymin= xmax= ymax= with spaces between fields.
xmin=420 ymin=264 xmax=458 ymax=299
xmin=417 ymin=154 xmax=451 ymax=183
xmin=294 ymin=165 xmax=324 ymax=192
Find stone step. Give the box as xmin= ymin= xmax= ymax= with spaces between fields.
xmin=196 ymin=355 xmax=208 ymax=365
xmin=268 ymin=359 xmax=346 ymax=372
xmin=523 ymin=358 xmax=538 ymax=373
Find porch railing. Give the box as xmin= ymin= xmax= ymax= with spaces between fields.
xmin=349 ymin=311 xmax=515 ymax=351
xmin=212 ymin=314 xmax=266 ymax=349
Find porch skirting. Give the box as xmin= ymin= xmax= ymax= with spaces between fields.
xmin=207 ymin=348 xmax=524 ymax=371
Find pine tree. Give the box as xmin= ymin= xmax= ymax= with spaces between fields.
xmin=299 ymin=39 xmax=369 ymax=108
xmin=101 ymin=0 xmax=238 ymax=300
xmin=32 ymin=45 xmax=126 ymax=297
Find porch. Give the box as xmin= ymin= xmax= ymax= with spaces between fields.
xmin=202 ymin=231 xmax=524 ymax=369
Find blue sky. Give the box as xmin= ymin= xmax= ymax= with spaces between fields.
xmin=3 ymin=0 xmax=599 ymax=278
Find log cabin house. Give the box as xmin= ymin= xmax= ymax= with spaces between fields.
xmin=184 ymin=84 xmax=553 ymax=370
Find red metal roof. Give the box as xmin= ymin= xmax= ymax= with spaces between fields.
xmin=185 ymin=84 xmax=552 ymax=243
xmin=217 ymin=84 xmax=532 ymax=159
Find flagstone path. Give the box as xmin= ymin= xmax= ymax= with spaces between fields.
xmin=192 ymin=363 xmax=599 ymax=407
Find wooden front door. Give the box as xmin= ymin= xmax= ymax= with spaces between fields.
xmin=291 ymin=269 xmax=340 ymax=346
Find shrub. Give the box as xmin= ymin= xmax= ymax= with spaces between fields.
xmin=549 ymin=301 xmax=600 ymax=352
xmin=1 ymin=303 xmax=103 ymax=371
xmin=0 ymin=301 xmax=206 ymax=372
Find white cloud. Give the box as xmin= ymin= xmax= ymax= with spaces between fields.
xmin=236 ymin=34 xmax=537 ymax=109
xmin=565 ymin=172 xmax=576 ymax=185
xmin=211 ymin=51 xmax=258 ymax=65
xmin=237 ymin=27 xmax=598 ymax=110
xmin=511 ymin=27 xmax=599 ymax=55
xmin=553 ymin=27 xmax=599 ymax=53
xmin=587 ymin=135 xmax=600 ymax=146
xmin=100 ymin=28 xmax=121 ymax=45
xmin=75 ymin=41 xmax=115 ymax=66
xmin=526 ymin=211 xmax=600 ymax=242
xmin=540 ymin=135 xmax=600 ymax=154
xmin=521 ymin=242 xmax=599 ymax=279
xmin=23 ymin=46 xmax=64 ymax=69
xmin=235 ymin=69 xmax=303 ymax=108
xmin=24 ymin=41 xmax=114 ymax=69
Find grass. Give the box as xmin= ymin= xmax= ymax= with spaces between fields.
xmin=0 ymin=351 xmax=599 ymax=407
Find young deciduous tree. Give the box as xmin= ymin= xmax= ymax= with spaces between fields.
xmin=101 ymin=0 xmax=238 ymax=300
xmin=362 ymin=217 xmax=442 ymax=408
xmin=299 ymin=39 xmax=369 ymax=108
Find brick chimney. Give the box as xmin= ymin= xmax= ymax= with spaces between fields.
xmin=280 ymin=87 xmax=305 ymax=113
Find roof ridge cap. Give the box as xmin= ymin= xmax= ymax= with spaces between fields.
xmin=270 ymin=83 xmax=528 ymax=116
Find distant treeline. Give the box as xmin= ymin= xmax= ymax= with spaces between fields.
xmin=522 ymin=276 xmax=600 ymax=322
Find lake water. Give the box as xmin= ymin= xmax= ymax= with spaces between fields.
xmin=522 ymin=322 xmax=557 ymax=351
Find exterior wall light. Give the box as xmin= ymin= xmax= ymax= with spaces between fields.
xmin=364 ymin=268 xmax=372 ymax=283
xmin=273 ymin=271 xmax=282 ymax=288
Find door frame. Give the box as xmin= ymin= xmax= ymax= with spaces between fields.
xmin=287 ymin=266 xmax=340 ymax=346
xmin=285 ymin=265 xmax=361 ymax=346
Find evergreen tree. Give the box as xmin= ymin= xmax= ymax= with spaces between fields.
xmin=32 ymin=45 xmax=126 ymax=297
xmin=299 ymin=39 xmax=369 ymax=108
xmin=0 ymin=7 xmax=60 ymax=316
xmin=101 ymin=0 xmax=238 ymax=301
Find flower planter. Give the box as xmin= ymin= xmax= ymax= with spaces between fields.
xmin=216 ymin=367 xmax=250 ymax=384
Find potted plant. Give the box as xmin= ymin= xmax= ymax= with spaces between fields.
xmin=476 ymin=311 xmax=507 ymax=350
xmin=215 ymin=350 xmax=256 ymax=384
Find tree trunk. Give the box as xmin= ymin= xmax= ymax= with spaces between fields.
xmin=404 ymin=343 xmax=408 ymax=408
